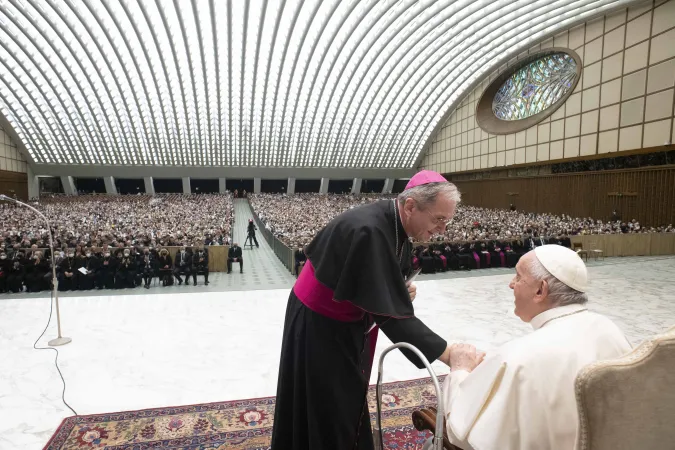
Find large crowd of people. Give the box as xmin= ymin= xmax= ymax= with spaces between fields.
xmin=249 ymin=193 xmax=391 ymax=249
xmin=249 ymin=193 xmax=674 ymax=250
xmin=0 ymin=194 xmax=233 ymax=293
xmin=2 ymin=191 xmax=673 ymax=292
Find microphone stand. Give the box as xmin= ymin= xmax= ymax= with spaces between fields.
xmin=0 ymin=194 xmax=71 ymax=346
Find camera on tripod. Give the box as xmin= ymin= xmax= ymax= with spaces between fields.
xmin=245 ymin=219 xmax=259 ymax=249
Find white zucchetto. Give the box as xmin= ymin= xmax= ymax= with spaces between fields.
xmin=533 ymin=244 xmax=588 ymax=292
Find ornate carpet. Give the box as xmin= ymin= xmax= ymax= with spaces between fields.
xmin=44 ymin=376 xmax=445 ymax=449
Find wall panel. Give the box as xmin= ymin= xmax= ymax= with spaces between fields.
xmin=0 ymin=169 xmax=28 ymax=201
xmin=452 ymin=166 xmax=675 ymax=226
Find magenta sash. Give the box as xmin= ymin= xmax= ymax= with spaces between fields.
xmin=294 ymin=260 xmax=379 ymax=369
xmin=412 ymin=256 xmax=419 ymax=270
xmin=294 ymin=260 xmax=364 ymax=322
xmin=472 ymin=251 xmax=480 ymax=269
xmin=439 ymin=255 xmax=447 ymax=269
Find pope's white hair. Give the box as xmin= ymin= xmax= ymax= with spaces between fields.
xmin=527 ymin=254 xmax=588 ymax=306
xmin=398 ymin=182 xmax=461 ymax=208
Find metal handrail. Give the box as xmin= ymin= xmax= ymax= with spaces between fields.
xmin=375 ymin=343 xmax=444 ymax=450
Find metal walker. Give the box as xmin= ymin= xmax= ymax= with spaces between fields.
xmin=373 ymin=343 xmax=444 ymax=450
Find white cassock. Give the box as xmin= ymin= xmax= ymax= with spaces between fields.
xmin=442 ymin=304 xmax=632 ymax=450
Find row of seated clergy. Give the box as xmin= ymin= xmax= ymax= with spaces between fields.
xmin=0 ymin=247 xmax=210 ymax=292
xmin=433 ymin=245 xmax=631 ymax=450
xmin=413 ymin=236 xmax=572 ymax=273
xmin=62 ymin=247 xmax=209 ymax=290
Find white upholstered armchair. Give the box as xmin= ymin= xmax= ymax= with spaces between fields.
xmin=575 ymin=325 xmax=675 ymax=450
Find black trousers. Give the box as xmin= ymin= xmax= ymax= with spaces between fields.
xmin=245 ymin=234 xmax=259 ymax=248
xmin=173 ymin=267 xmax=192 ymax=283
xmin=58 ymin=273 xmax=78 ymax=291
xmin=192 ymin=266 xmax=208 ymax=284
xmin=142 ymin=268 xmax=155 ymax=286
xmin=115 ymin=270 xmax=136 ymax=289
xmin=79 ymin=273 xmax=96 ymax=290
xmin=25 ymin=272 xmax=48 ymax=292
xmin=96 ymin=270 xmax=115 ymax=289
xmin=227 ymin=258 xmax=243 ymax=273
xmin=7 ymin=273 xmax=24 ymax=292
xmin=159 ymin=269 xmax=174 ymax=286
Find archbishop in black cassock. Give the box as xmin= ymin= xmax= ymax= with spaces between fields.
xmin=271 ymin=174 xmax=459 ymax=450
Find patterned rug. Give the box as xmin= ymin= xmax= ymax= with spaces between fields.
xmin=44 ymin=376 xmax=445 ymax=449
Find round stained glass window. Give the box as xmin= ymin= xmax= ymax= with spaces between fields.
xmin=492 ymin=53 xmax=578 ymax=121
xmin=475 ymin=48 xmax=581 ymax=135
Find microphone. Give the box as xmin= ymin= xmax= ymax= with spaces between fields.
xmin=0 ymin=194 xmax=71 ymax=346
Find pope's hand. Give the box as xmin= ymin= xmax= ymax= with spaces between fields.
xmin=449 ymin=343 xmax=486 ymax=372
xmin=406 ymin=281 xmax=417 ymax=302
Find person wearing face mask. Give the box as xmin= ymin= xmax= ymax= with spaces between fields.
xmin=191 ymin=244 xmax=209 ymax=286
xmin=173 ymin=246 xmax=193 ymax=286
xmin=157 ymin=248 xmax=173 ymax=286
xmin=78 ymin=249 xmax=100 ymax=290
xmin=25 ymin=251 xmax=49 ymax=292
xmin=141 ymin=247 xmax=157 ymax=289
xmin=130 ymin=246 xmax=143 ymax=287
xmin=0 ymin=251 xmax=9 ymax=293
xmin=96 ymin=250 xmax=117 ymax=289
xmin=58 ymin=250 xmax=78 ymax=291
xmin=115 ymin=248 xmax=136 ymax=289
xmin=7 ymin=251 xmax=27 ymax=293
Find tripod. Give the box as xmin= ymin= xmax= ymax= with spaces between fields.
xmin=244 ymin=233 xmax=257 ymax=249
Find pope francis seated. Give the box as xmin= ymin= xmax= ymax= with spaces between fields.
xmin=442 ymin=245 xmax=631 ymax=450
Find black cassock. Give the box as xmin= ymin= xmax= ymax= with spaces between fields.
xmin=271 ymin=200 xmax=447 ymax=450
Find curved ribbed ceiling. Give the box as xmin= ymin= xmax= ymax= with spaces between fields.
xmin=0 ymin=0 xmax=634 ymax=168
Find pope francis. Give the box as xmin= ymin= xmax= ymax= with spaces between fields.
xmin=442 ymin=244 xmax=631 ymax=450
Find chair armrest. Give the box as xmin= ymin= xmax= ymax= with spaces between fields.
xmin=412 ymin=407 xmax=462 ymax=450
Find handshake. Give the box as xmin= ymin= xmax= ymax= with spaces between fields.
xmin=447 ymin=343 xmax=486 ymax=373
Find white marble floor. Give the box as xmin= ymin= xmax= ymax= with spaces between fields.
xmin=1 ymin=256 xmax=674 ymax=449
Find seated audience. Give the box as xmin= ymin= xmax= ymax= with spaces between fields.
xmin=58 ymin=250 xmax=78 ymax=291
xmin=157 ymin=248 xmax=173 ymax=286
xmin=97 ymin=249 xmax=117 ymax=289
xmin=25 ymin=250 xmax=49 ymax=292
xmin=77 ymin=250 xmax=99 ymax=290
xmin=192 ymin=244 xmax=209 ymax=285
xmin=115 ymin=248 xmax=137 ymax=289
xmin=441 ymin=245 xmax=631 ymax=450
xmin=0 ymin=193 xmax=233 ymax=254
xmin=140 ymin=247 xmax=157 ymax=289
xmin=249 ymin=193 xmax=674 ymax=274
xmin=0 ymin=250 xmax=8 ymax=292
xmin=173 ymin=246 xmax=193 ymax=285
xmin=228 ymin=243 xmax=243 ymax=274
